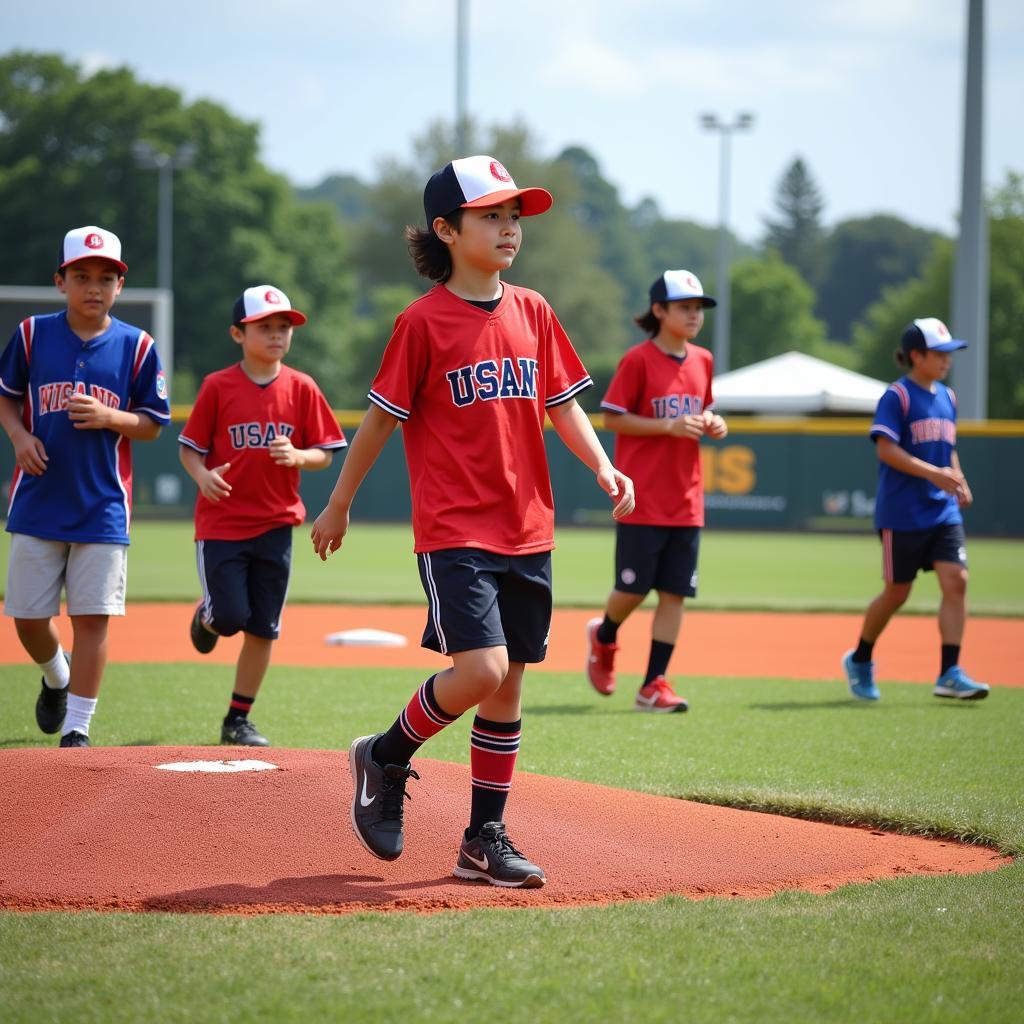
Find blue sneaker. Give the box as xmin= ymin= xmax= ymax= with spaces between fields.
xmin=842 ymin=650 xmax=880 ymax=701
xmin=934 ymin=666 xmax=990 ymax=701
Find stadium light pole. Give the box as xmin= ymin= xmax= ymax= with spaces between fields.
xmin=455 ymin=0 xmax=469 ymax=153
xmin=132 ymin=141 xmax=197 ymax=294
xmin=700 ymin=112 xmax=755 ymax=373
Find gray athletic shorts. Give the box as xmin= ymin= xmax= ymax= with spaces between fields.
xmin=3 ymin=532 xmax=127 ymax=617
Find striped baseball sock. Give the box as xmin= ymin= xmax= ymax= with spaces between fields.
xmin=225 ymin=692 xmax=254 ymax=723
xmin=468 ymin=716 xmax=521 ymax=838
xmin=373 ymin=675 xmax=459 ymax=767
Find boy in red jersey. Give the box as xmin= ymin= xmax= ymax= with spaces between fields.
xmin=179 ymin=286 xmax=346 ymax=746
xmin=311 ymin=155 xmax=634 ymax=888
xmin=586 ymin=270 xmax=727 ymax=712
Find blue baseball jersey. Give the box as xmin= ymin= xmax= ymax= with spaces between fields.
xmin=0 ymin=311 xmax=171 ymax=544
xmin=870 ymin=376 xmax=961 ymax=531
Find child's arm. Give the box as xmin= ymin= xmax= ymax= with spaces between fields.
xmin=602 ymin=410 xmax=707 ymax=440
xmin=951 ymin=450 xmax=973 ymax=507
xmin=179 ymin=445 xmax=232 ymax=503
xmin=0 ymin=394 xmax=48 ymax=475
xmin=876 ymin=438 xmax=969 ymax=503
xmin=267 ymin=436 xmax=333 ymax=471
xmin=67 ymin=393 xmax=161 ymax=441
xmin=547 ymin=399 xmax=634 ymax=519
xmin=310 ymin=404 xmax=398 ymax=560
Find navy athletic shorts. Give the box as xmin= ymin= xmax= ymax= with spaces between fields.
xmin=416 ymin=548 xmax=552 ymax=663
xmin=880 ymin=523 xmax=967 ymax=584
xmin=196 ymin=524 xmax=293 ymax=640
xmin=614 ymin=523 xmax=701 ymax=597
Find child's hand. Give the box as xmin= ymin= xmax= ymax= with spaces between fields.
xmin=268 ymin=435 xmax=301 ymax=467
xmin=11 ymin=427 xmax=48 ymax=475
xmin=597 ymin=466 xmax=635 ymax=520
xmin=310 ymin=503 xmax=350 ymax=561
xmin=704 ymin=411 xmax=728 ymax=439
xmin=957 ymin=477 xmax=973 ymax=507
xmin=67 ymin=392 xmax=113 ymax=430
xmin=199 ymin=463 xmax=232 ymax=502
xmin=667 ymin=414 xmax=705 ymax=439
xmin=931 ymin=466 xmax=969 ymax=504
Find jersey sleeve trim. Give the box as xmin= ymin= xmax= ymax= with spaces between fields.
xmin=0 ymin=377 xmax=23 ymax=397
xmin=870 ymin=423 xmax=900 ymax=443
xmin=135 ymin=405 xmax=172 ymax=423
xmin=368 ymin=390 xmax=409 ymax=422
xmin=546 ymin=376 xmax=593 ymax=408
xmin=600 ymin=400 xmax=628 ymax=414
xmin=177 ymin=433 xmax=209 ymax=455
xmin=314 ymin=439 xmax=348 ymax=450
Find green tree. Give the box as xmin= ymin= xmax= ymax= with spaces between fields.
xmin=817 ymin=215 xmax=940 ymax=342
xmin=763 ymin=156 xmax=826 ymax=285
xmin=0 ymin=51 xmax=355 ymax=403
xmin=728 ymin=251 xmax=832 ymax=368
xmin=852 ymin=173 xmax=1024 ymax=418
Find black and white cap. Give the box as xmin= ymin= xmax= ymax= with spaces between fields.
xmin=59 ymin=225 xmax=127 ymax=273
xmin=232 ymin=285 xmax=307 ymax=326
xmin=900 ymin=317 xmax=967 ymax=353
xmin=423 ymin=155 xmax=553 ymax=228
xmin=649 ymin=270 xmax=716 ymax=308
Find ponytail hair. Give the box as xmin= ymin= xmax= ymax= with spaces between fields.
xmin=405 ymin=210 xmax=465 ymax=283
xmin=634 ymin=303 xmax=664 ymax=336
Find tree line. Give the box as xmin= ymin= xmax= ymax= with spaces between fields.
xmin=2 ymin=52 xmax=1021 ymax=417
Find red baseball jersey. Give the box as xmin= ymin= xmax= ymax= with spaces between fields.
xmin=369 ymin=283 xmax=592 ymax=555
xmin=601 ymin=340 xmax=715 ymax=527
xmin=179 ymin=364 xmax=346 ymax=541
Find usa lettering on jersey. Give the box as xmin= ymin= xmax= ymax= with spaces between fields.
xmin=909 ymin=418 xmax=957 ymax=445
xmin=446 ymin=357 xmax=539 ymax=407
xmin=650 ymin=394 xmax=703 ymax=418
xmin=227 ymin=422 xmax=295 ymax=449
xmin=38 ymin=381 xmax=122 ymax=415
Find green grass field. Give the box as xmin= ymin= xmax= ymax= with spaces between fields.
xmin=7 ymin=521 xmax=1019 ymax=615
xmin=2 ymin=525 xmax=1022 ymax=1022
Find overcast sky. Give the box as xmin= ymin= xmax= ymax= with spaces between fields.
xmin=5 ymin=0 xmax=1022 ymax=243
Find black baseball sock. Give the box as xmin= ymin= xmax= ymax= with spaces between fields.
xmin=596 ymin=615 xmax=620 ymax=645
xmin=643 ymin=640 xmax=675 ymax=686
xmin=225 ymin=692 xmax=254 ymax=723
xmin=941 ymin=644 xmax=960 ymax=675
xmin=852 ymin=639 xmax=874 ymax=663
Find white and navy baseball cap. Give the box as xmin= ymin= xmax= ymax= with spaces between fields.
xmin=900 ymin=317 xmax=967 ymax=353
xmin=423 ymin=155 xmax=553 ymax=229
xmin=232 ymin=285 xmax=307 ymax=326
xmin=58 ymin=225 xmax=127 ymax=273
xmin=649 ymin=269 xmax=717 ymax=309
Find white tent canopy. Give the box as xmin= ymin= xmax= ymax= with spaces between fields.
xmin=712 ymin=351 xmax=888 ymax=415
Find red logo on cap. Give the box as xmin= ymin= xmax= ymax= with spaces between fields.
xmin=489 ymin=161 xmax=512 ymax=183
xmin=936 ymin=321 xmax=950 ymax=338
xmin=685 ymin=274 xmax=698 ymax=289
xmin=84 ymin=233 xmax=104 ymax=250
xmin=264 ymin=290 xmax=281 ymax=304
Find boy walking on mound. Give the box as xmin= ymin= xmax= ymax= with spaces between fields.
xmin=0 ymin=226 xmax=170 ymax=747
xmin=312 ymin=155 xmax=634 ymax=887
xmin=179 ymin=286 xmax=346 ymax=746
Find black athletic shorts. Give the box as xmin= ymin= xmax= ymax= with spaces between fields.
xmin=416 ymin=548 xmax=553 ymax=663
xmin=614 ymin=523 xmax=700 ymax=597
xmin=880 ymin=523 xmax=967 ymax=584
xmin=196 ymin=524 xmax=293 ymax=640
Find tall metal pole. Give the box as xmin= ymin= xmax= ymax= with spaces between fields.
xmin=951 ymin=0 xmax=988 ymax=418
xmin=455 ymin=0 xmax=468 ymax=154
xmin=714 ymin=130 xmax=733 ymax=373
xmin=157 ymin=155 xmax=173 ymax=293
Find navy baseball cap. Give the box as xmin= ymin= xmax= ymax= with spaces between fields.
xmin=900 ymin=318 xmax=967 ymax=353
xmin=649 ymin=270 xmax=717 ymax=309
xmin=423 ymin=155 xmax=553 ymax=230
xmin=232 ymin=285 xmax=307 ymax=326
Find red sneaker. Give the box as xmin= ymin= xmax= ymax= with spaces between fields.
xmin=635 ymin=676 xmax=689 ymax=713
xmin=585 ymin=617 xmax=618 ymax=695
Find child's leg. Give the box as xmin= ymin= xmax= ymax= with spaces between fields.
xmin=469 ymin=661 xmax=524 ymax=836
xmin=14 ymin=618 xmax=70 ymax=683
xmin=62 ymin=614 xmax=109 ymax=738
xmin=934 ymin=561 xmax=968 ymax=673
xmin=226 ymin=633 xmax=274 ymax=717
xmin=644 ymin=591 xmax=684 ymax=686
xmin=854 ymin=581 xmax=913 ymax=659
xmin=598 ymin=589 xmax=646 ymax=643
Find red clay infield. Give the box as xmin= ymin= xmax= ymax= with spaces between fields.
xmin=0 ymin=606 xmax=1017 ymax=915
xmin=0 ymin=747 xmax=1008 ymax=916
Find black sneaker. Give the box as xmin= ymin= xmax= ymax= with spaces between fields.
xmin=348 ymin=733 xmax=419 ymax=861
xmin=221 ymin=717 xmax=269 ymax=747
xmin=190 ymin=602 xmax=218 ymax=654
xmin=59 ymin=730 xmax=90 ymax=748
xmin=453 ymin=822 xmax=546 ymax=888
xmin=35 ymin=652 xmax=71 ymax=734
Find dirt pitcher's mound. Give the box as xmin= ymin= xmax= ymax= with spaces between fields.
xmin=0 ymin=747 xmax=1008 ymax=915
